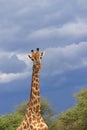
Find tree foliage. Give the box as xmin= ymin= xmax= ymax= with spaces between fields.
xmin=0 ymin=113 xmax=23 ymax=130
xmin=56 ymin=89 xmax=87 ymax=130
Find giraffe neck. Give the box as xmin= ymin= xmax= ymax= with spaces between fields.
xmin=16 ymin=65 xmax=48 ymax=130
xmin=29 ymin=66 xmax=40 ymax=114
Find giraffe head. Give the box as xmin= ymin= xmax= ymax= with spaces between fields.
xmin=28 ymin=48 xmax=45 ymax=71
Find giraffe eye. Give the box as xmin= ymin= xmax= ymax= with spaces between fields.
xmin=32 ymin=59 xmax=34 ymax=61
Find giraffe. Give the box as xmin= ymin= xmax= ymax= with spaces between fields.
xmin=16 ymin=48 xmax=48 ymax=130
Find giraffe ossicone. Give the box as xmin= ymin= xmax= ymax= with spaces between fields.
xmin=17 ymin=48 xmax=48 ymax=130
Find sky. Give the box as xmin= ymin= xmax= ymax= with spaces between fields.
xmin=0 ymin=0 xmax=87 ymax=115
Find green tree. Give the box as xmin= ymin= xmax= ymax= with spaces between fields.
xmin=15 ymin=102 xmax=27 ymax=116
xmin=0 ymin=113 xmax=23 ymax=130
xmin=57 ymin=89 xmax=87 ymax=130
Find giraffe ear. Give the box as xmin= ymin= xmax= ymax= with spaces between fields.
xmin=28 ymin=54 xmax=34 ymax=61
xmin=40 ymin=51 xmax=45 ymax=59
xmin=28 ymin=54 xmax=31 ymax=58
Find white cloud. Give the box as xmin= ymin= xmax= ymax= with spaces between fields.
xmin=17 ymin=53 xmax=32 ymax=67
xmin=0 ymin=72 xmax=29 ymax=83
xmin=28 ymin=20 xmax=87 ymax=41
xmin=42 ymin=42 xmax=87 ymax=76
xmin=60 ymin=20 xmax=87 ymax=36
